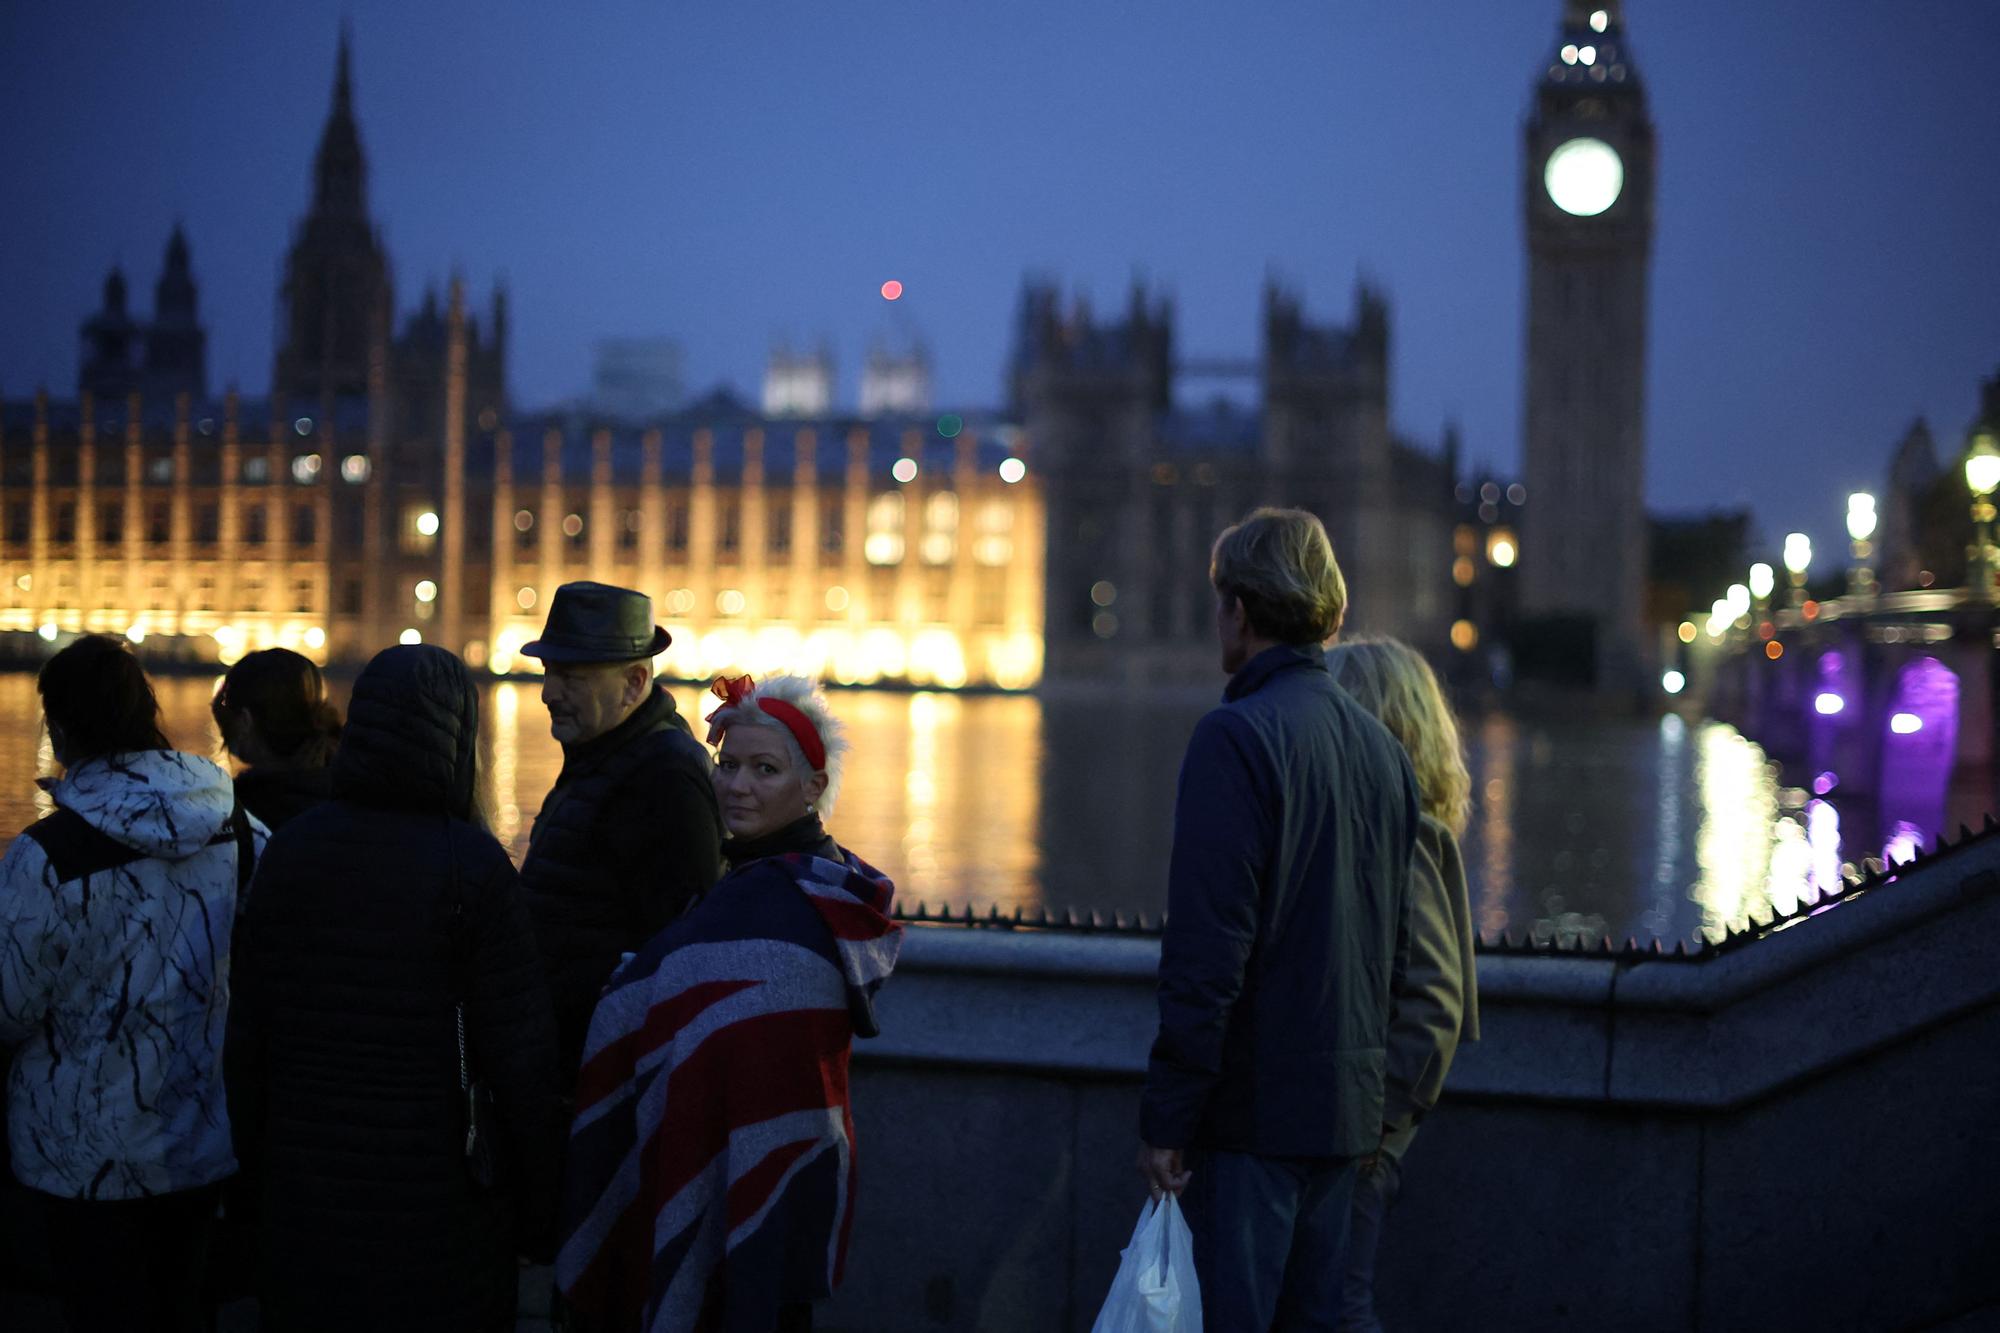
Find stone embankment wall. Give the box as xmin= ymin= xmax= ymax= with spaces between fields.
xmin=824 ymin=832 xmax=2000 ymax=1333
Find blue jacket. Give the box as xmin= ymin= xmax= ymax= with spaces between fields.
xmin=1141 ymin=644 xmax=1419 ymax=1158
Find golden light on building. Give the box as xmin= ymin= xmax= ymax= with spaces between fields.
xmin=1486 ymin=528 xmax=1518 ymax=568
xmin=5 ymin=394 xmax=1044 ymax=688
xmin=1450 ymin=619 xmax=1479 ymax=652
xmin=1452 ymin=557 xmax=1476 ymax=587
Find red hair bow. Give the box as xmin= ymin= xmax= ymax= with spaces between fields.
xmin=705 ymin=673 xmax=827 ymax=771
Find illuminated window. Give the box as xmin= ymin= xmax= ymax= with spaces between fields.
xmin=54 ymin=503 xmax=75 ymax=544
xmin=242 ymin=457 xmax=270 ymax=484
xmin=667 ymin=500 xmax=689 ymax=555
xmin=769 ymin=502 xmax=792 ymax=556
xmin=402 ymin=504 xmax=439 ymax=555
xmin=340 ymin=455 xmax=370 ymax=484
xmin=972 ymin=508 xmax=1014 ymax=564
xmin=921 ymin=491 xmax=958 ymax=565
xmin=619 ymin=508 xmax=641 ymax=552
xmin=291 ymin=454 xmax=322 ymax=484
xmin=196 ymin=505 xmax=219 ymax=545
xmin=196 ymin=577 xmax=215 ymax=611
xmin=147 ymin=503 xmax=170 ymax=545
xmin=293 ymin=579 xmax=313 ymax=612
xmin=865 ymin=493 xmax=905 ymax=565
xmin=820 ymin=497 xmax=845 ymax=559
xmin=717 ymin=501 xmax=739 ymax=556
xmin=147 ymin=456 xmax=174 ymax=483
xmin=244 ymin=505 xmax=267 ymax=547
xmin=99 ymin=502 xmax=123 ymax=544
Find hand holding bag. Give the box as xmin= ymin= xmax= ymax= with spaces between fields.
xmin=1090 ymin=1194 xmax=1202 ymax=1333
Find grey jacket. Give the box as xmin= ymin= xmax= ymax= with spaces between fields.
xmin=1382 ymin=813 xmax=1480 ymax=1159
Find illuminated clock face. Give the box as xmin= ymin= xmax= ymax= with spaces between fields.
xmin=1544 ymin=137 xmax=1624 ymax=217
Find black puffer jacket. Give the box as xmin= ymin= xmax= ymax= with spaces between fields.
xmin=225 ymin=645 xmax=561 ymax=1333
xmin=521 ymin=683 xmax=721 ymax=1075
xmin=233 ymin=763 xmax=333 ymax=831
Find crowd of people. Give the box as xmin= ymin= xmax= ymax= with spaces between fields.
xmin=0 ymin=505 xmax=1478 ymax=1333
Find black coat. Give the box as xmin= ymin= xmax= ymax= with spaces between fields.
xmin=225 ymin=645 xmax=561 ymax=1333
xmin=1142 ymin=644 xmax=1419 ymax=1159
xmin=234 ymin=763 xmax=333 ymax=831
xmin=521 ymin=683 xmax=722 ymax=1075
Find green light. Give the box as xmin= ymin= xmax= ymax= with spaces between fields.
xmin=936 ymin=414 xmax=963 ymax=438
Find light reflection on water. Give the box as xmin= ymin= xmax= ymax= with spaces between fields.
xmin=0 ymin=673 xmax=1988 ymax=947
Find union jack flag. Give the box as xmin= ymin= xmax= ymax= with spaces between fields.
xmin=557 ymin=848 xmax=900 ymax=1332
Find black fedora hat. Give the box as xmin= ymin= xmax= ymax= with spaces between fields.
xmin=520 ymin=581 xmax=672 ymax=664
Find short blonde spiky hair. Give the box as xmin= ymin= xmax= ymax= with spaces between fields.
xmin=1209 ymin=507 xmax=1348 ymax=645
xmin=705 ymin=673 xmax=850 ymax=818
xmin=1327 ymin=636 xmax=1470 ymax=835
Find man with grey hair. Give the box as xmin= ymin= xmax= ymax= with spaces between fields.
xmin=518 ymin=581 xmax=722 ymax=1077
xmin=1138 ymin=506 xmax=1419 ymax=1330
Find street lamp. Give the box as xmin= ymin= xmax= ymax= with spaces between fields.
xmin=1782 ymin=532 xmax=1812 ymax=608
xmin=1748 ymin=561 xmax=1775 ymax=604
xmin=1845 ymin=492 xmax=1877 ymax=598
xmin=1965 ymin=430 xmax=2000 ymax=602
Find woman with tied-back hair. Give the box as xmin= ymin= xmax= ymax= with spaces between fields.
xmin=1325 ymin=636 xmax=1480 ymax=1333
xmin=558 ymin=673 xmax=901 ymax=1333
xmin=0 ymin=634 xmax=263 ymax=1332
xmin=224 ymin=644 xmax=560 ymax=1332
xmin=211 ymin=647 xmax=344 ymax=832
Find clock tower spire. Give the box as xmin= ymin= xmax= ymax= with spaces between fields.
xmin=1519 ymin=0 xmax=1655 ymax=690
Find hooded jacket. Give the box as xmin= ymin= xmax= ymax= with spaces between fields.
xmin=521 ymin=682 xmax=722 ymax=1076
xmin=0 ymin=749 xmax=262 ymax=1199
xmin=557 ymin=830 xmax=901 ymax=1333
xmin=224 ymin=645 xmax=560 ymax=1332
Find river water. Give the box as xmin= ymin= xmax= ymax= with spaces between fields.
xmin=0 ymin=673 xmax=1989 ymax=948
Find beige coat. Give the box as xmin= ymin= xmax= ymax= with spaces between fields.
xmin=1381 ymin=812 xmax=1480 ymax=1158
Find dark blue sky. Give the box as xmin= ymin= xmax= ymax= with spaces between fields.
xmin=3 ymin=1 xmax=1997 ymax=568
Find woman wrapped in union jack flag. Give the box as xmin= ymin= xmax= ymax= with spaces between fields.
xmin=556 ymin=673 xmax=901 ymax=1333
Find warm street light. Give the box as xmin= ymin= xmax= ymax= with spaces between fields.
xmin=1965 ymin=430 xmax=2000 ymax=602
xmin=1748 ymin=562 xmax=1775 ymax=602
xmin=1782 ymin=532 xmax=1812 ymax=608
xmin=1845 ymin=492 xmax=1877 ymax=597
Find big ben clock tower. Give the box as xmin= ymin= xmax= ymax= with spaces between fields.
xmin=1520 ymin=0 xmax=1655 ymax=689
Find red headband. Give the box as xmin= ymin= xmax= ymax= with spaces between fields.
xmin=708 ymin=675 xmax=827 ymax=772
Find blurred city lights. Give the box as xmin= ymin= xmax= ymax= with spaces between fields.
xmin=1748 ymin=562 xmax=1775 ymax=600
xmin=1845 ymin=492 xmax=1877 ymax=542
xmin=399 ymin=628 xmax=422 ymax=645
xmin=1590 ymin=9 xmax=1609 ymax=31
xmin=892 ymin=457 xmax=919 ymax=484
xmin=880 ymin=280 xmax=904 ymax=301
xmin=303 ymin=627 xmax=326 ymax=650
xmin=416 ymin=510 xmax=441 ymax=537
xmin=998 ymin=457 xmax=1026 ymax=484
xmin=35 ymin=622 xmax=57 ymax=642
xmin=1889 ymin=712 xmax=1923 ymax=735
xmin=1965 ymin=431 xmax=2000 ymax=497
xmin=1488 ymin=534 xmax=1517 ymax=567
xmin=1764 ymin=640 xmax=1784 ymax=660
xmin=1814 ymin=692 xmax=1845 ymax=716
xmin=1450 ymin=619 xmax=1479 ymax=651
xmin=517 ymin=586 xmax=536 ymax=609
xmin=1661 ymin=670 xmax=1685 ymax=695
xmin=1782 ymin=532 xmax=1812 ymax=575
xmin=936 ymin=413 xmax=963 ymax=438
xmin=414 ymin=580 xmax=438 ymax=603
xmin=1677 ymin=621 xmax=1697 ymax=643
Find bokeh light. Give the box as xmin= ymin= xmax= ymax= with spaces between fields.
xmin=880 ymin=280 xmax=904 ymax=301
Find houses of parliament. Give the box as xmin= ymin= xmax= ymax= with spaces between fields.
xmin=0 ymin=35 xmax=1480 ymax=690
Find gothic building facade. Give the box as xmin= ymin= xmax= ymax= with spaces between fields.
xmin=0 ymin=36 xmax=1045 ymax=687
xmin=1018 ymin=280 xmax=1455 ymax=685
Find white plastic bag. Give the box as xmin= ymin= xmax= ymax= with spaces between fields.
xmin=1090 ymin=1194 xmax=1203 ymax=1333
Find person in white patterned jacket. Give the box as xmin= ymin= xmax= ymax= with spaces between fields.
xmin=0 ymin=634 xmax=263 ymax=1332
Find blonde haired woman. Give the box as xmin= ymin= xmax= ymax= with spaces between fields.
xmin=1326 ymin=637 xmax=1479 ymax=1332
xmin=558 ymin=673 xmax=900 ymax=1333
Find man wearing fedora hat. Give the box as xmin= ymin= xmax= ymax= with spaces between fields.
xmin=517 ymin=581 xmax=722 ymax=1077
